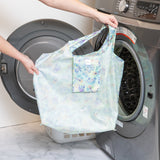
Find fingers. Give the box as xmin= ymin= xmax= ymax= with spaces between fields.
xmin=108 ymin=16 xmax=118 ymax=28
xmin=20 ymin=55 xmax=39 ymax=75
xmin=30 ymin=66 xmax=39 ymax=75
xmin=29 ymin=62 xmax=39 ymax=75
xmin=28 ymin=69 xmax=35 ymax=75
xmin=25 ymin=63 xmax=39 ymax=75
xmin=112 ymin=16 xmax=118 ymax=26
xmin=32 ymin=66 xmax=39 ymax=75
xmin=35 ymin=68 xmax=39 ymax=75
xmin=107 ymin=21 xmax=117 ymax=28
xmin=27 ymin=67 xmax=39 ymax=75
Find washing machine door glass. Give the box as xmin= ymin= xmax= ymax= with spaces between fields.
xmin=16 ymin=36 xmax=66 ymax=100
xmin=1 ymin=19 xmax=93 ymax=114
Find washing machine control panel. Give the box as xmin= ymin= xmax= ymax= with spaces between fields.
xmin=97 ymin=0 xmax=160 ymax=23
xmin=134 ymin=1 xmax=159 ymax=20
xmin=115 ymin=0 xmax=160 ymax=22
xmin=136 ymin=1 xmax=159 ymax=20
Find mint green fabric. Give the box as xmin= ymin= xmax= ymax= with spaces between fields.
xmin=33 ymin=26 xmax=124 ymax=134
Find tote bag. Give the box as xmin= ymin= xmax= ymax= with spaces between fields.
xmin=33 ymin=25 xmax=124 ymax=134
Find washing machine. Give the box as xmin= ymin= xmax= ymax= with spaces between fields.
xmin=94 ymin=0 xmax=160 ymax=160
xmin=0 ymin=0 xmax=94 ymax=127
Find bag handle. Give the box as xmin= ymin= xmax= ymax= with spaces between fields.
xmin=68 ymin=25 xmax=116 ymax=53
xmin=100 ymin=26 xmax=117 ymax=53
xmin=68 ymin=25 xmax=106 ymax=53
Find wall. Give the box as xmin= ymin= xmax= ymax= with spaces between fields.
xmin=0 ymin=0 xmax=95 ymax=127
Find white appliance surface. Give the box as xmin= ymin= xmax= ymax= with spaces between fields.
xmin=0 ymin=0 xmax=95 ymax=127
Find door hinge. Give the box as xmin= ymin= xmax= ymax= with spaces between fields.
xmin=1 ymin=63 xmax=7 ymax=75
xmin=0 ymin=53 xmax=8 ymax=75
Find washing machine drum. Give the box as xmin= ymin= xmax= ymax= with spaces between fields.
xmin=0 ymin=19 xmax=93 ymax=114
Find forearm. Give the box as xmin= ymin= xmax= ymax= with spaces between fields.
xmin=39 ymin=0 xmax=99 ymax=21
xmin=0 ymin=36 xmax=24 ymax=62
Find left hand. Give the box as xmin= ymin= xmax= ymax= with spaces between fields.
xmin=20 ymin=55 xmax=39 ymax=75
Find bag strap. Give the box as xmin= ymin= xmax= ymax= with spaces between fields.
xmin=68 ymin=25 xmax=117 ymax=53
xmin=100 ymin=26 xmax=117 ymax=53
xmin=68 ymin=25 xmax=106 ymax=53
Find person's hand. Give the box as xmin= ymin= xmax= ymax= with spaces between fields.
xmin=95 ymin=11 xmax=118 ymax=28
xmin=20 ymin=55 xmax=39 ymax=75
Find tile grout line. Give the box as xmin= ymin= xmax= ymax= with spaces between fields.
xmin=0 ymin=120 xmax=41 ymax=129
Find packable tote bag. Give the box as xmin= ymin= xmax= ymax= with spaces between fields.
xmin=33 ymin=25 xmax=124 ymax=134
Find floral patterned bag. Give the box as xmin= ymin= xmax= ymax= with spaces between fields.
xmin=33 ymin=25 xmax=124 ymax=134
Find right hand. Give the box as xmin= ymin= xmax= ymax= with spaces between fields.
xmin=95 ymin=11 xmax=118 ymax=28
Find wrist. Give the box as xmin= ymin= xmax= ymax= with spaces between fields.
xmin=17 ymin=53 xmax=27 ymax=63
xmin=89 ymin=9 xmax=100 ymax=21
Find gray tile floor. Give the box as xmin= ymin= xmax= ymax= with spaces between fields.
xmin=0 ymin=122 xmax=111 ymax=160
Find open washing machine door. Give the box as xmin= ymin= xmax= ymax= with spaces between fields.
xmin=0 ymin=19 xmax=93 ymax=114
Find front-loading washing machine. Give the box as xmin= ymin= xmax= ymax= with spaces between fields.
xmin=94 ymin=0 xmax=160 ymax=160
